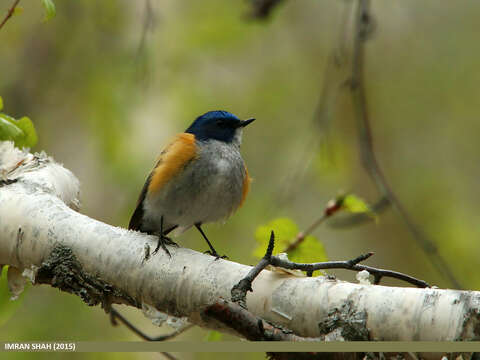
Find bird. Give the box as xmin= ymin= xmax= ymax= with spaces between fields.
xmin=129 ymin=110 xmax=254 ymax=258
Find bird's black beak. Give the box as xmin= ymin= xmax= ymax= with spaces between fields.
xmin=239 ymin=118 xmax=255 ymax=128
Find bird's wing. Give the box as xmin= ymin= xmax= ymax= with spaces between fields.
xmin=128 ymin=171 xmax=152 ymax=231
xmin=128 ymin=133 xmax=197 ymax=231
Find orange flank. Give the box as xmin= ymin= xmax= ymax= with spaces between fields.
xmin=239 ymin=165 xmax=251 ymax=207
xmin=148 ymin=133 xmax=197 ymax=194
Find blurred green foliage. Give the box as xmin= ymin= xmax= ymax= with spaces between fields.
xmin=204 ymin=330 xmax=223 ymax=342
xmin=0 ymin=267 xmax=26 ymax=328
xmin=1 ymin=0 xmax=480 ymax=358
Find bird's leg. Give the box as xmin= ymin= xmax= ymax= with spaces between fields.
xmin=152 ymin=217 xmax=178 ymax=256
xmin=195 ymin=223 xmax=227 ymax=259
xmin=162 ymin=225 xmax=179 ymax=246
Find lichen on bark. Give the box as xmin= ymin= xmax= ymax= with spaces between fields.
xmin=36 ymin=243 xmax=139 ymax=310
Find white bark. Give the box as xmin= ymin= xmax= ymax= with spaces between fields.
xmin=0 ymin=141 xmax=479 ymax=343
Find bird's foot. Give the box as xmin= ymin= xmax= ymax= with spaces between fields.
xmin=204 ymin=250 xmax=228 ymax=260
xmin=152 ymin=235 xmax=178 ymax=257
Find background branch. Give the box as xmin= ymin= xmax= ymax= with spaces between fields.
xmin=0 ymin=0 xmax=20 ymax=30
xmin=349 ymin=0 xmax=461 ymax=289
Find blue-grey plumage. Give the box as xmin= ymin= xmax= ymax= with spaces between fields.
xmin=129 ymin=110 xmax=254 ymax=257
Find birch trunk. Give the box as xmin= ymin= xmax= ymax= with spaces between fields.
xmin=0 ymin=142 xmax=479 ymax=344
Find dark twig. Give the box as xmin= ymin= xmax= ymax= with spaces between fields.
xmin=135 ymin=0 xmax=157 ymax=62
xmin=349 ymin=0 xmax=461 ymax=289
xmin=270 ymin=254 xmax=430 ymax=288
xmin=232 ymin=232 xmax=428 ymax=312
xmin=109 ymin=307 xmax=194 ymax=341
xmin=0 ymin=0 xmax=20 ymax=30
xmin=160 ymin=353 xmax=178 ymax=360
xmin=246 ymin=0 xmax=285 ymax=20
xmin=231 ymin=231 xmax=275 ymax=308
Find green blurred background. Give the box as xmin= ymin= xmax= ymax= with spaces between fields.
xmin=1 ymin=0 xmax=480 ymax=358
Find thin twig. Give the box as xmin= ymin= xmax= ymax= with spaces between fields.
xmin=160 ymin=352 xmax=178 ymax=360
xmin=232 ymin=232 xmax=429 ymax=311
xmin=0 ymin=0 xmax=20 ymax=30
xmin=231 ymin=231 xmax=275 ymax=308
xmin=110 ymin=307 xmax=194 ymax=341
xmin=285 ymin=197 xmax=344 ymax=253
xmin=135 ymin=0 xmax=157 ymax=62
xmin=270 ymin=255 xmax=430 ymax=288
xmin=349 ymin=0 xmax=461 ymax=289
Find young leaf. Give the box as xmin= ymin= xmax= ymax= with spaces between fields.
xmin=41 ymin=0 xmax=56 ymax=21
xmin=288 ymin=235 xmax=328 ymax=264
xmin=0 ymin=114 xmax=38 ymax=149
xmin=16 ymin=116 xmax=38 ymax=148
xmin=0 ymin=115 xmax=24 ymax=143
xmin=254 ymin=217 xmax=328 ymax=265
xmin=254 ymin=218 xmax=299 ymax=258
xmin=0 ymin=96 xmax=3 ymax=111
xmin=204 ymin=330 xmax=223 ymax=342
xmin=341 ymin=194 xmax=376 ymax=222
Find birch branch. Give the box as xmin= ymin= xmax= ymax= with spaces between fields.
xmin=0 ymin=141 xmax=479 ymax=345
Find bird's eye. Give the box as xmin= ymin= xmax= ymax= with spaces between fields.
xmin=216 ymin=120 xmax=227 ymax=128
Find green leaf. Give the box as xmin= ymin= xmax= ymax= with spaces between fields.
xmin=0 ymin=96 xmax=3 ymax=111
xmin=0 ymin=266 xmax=26 ymax=327
xmin=41 ymin=0 xmax=56 ymax=22
xmin=254 ymin=218 xmax=298 ymax=258
xmin=341 ymin=194 xmax=376 ymax=220
xmin=204 ymin=330 xmax=223 ymax=342
xmin=254 ymin=218 xmax=328 ymax=268
xmin=288 ymin=235 xmax=328 ymax=264
xmin=0 ymin=115 xmax=24 ymax=143
xmin=16 ymin=116 xmax=38 ymax=148
xmin=0 ymin=114 xmax=38 ymax=148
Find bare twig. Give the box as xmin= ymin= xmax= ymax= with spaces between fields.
xmin=232 ymin=232 xmax=429 ymax=310
xmin=285 ymin=197 xmax=344 ymax=253
xmin=231 ymin=231 xmax=275 ymax=308
xmin=109 ymin=307 xmax=194 ymax=341
xmin=349 ymin=0 xmax=461 ymax=289
xmin=270 ymin=254 xmax=430 ymax=288
xmin=160 ymin=352 xmax=178 ymax=360
xmin=135 ymin=0 xmax=157 ymax=61
xmin=133 ymin=0 xmax=158 ymax=86
xmin=0 ymin=0 xmax=20 ymax=30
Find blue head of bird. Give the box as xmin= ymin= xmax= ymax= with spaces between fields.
xmin=186 ymin=111 xmax=255 ymax=145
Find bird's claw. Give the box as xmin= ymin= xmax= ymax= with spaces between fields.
xmin=152 ymin=235 xmax=178 ymax=257
xmin=204 ymin=250 xmax=228 ymax=260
